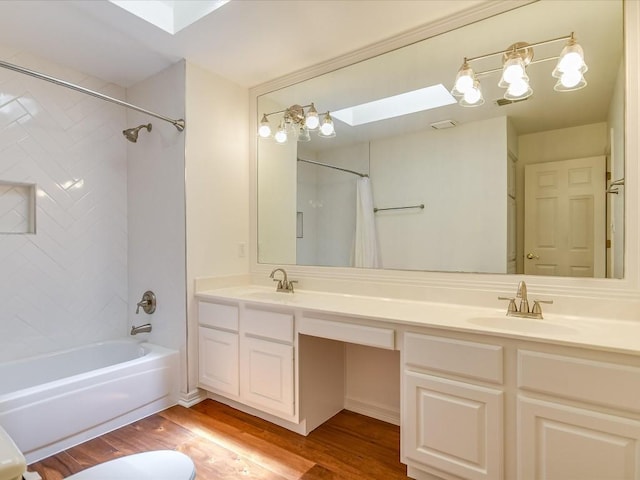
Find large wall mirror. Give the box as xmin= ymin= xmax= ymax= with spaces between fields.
xmin=257 ymin=0 xmax=624 ymax=279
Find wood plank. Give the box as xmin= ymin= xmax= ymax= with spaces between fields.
xmin=27 ymin=400 xmax=409 ymax=480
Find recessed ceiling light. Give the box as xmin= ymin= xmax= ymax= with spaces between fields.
xmin=331 ymin=84 xmax=456 ymax=126
xmin=109 ymin=0 xmax=231 ymax=35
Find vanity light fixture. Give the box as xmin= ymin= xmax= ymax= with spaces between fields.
xmin=452 ymin=32 xmax=588 ymax=107
xmin=257 ymin=103 xmax=335 ymax=144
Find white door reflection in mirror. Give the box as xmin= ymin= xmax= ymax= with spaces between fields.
xmin=524 ymin=157 xmax=606 ymax=277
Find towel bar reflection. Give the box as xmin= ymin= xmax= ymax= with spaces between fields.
xmin=374 ymin=203 xmax=425 ymax=213
xmin=607 ymin=178 xmax=624 ymax=194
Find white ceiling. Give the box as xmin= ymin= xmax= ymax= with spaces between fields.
xmin=0 ymin=0 xmax=485 ymax=89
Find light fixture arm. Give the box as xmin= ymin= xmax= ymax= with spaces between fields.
xmin=261 ymin=103 xmax=315 ymax=119
xmin=464 ymin=33 xmax=573 ymax=64
xmin=475 ymin=54 xmax=560 ymax=78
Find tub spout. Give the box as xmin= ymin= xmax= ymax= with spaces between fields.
xmin=130 ymin=323 xmax=152 ymax=335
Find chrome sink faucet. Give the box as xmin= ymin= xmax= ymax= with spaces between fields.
xmin=269 ymin=267 xmax=297 ymax=293
xmin=516 ymin=280 xmax=529 ymax=314
xmin=499 ymin=281 xmax=553 ymax=319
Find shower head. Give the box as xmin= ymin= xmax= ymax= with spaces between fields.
xmin=123 ymin=123 xmax=152 ymax=143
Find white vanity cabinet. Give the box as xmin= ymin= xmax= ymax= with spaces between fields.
xmin=516 ymin=349 xmax=640 ymax=480
xmin=402 ymin=332 xmax=505 ymax=480
xmin=198 ymin=301 xmax=239 ymax=396
xmin=198 ymin=300 xmax=296 ymax=422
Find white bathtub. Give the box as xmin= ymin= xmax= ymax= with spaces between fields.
xmin=0 ymin=340 xmax=179 ymax=464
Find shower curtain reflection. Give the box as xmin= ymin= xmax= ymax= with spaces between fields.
xmin=353 ymin=177 xmax=381 ymax=268
xmin=296 ymin=150 xmax=370 ymax=268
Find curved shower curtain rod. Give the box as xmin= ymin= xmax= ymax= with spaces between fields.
xmin=0 ymin=59 xmax=185 ymax=132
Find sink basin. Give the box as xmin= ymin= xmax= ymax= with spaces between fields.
xmin=467 ymin=316 xmax=578 ymax=335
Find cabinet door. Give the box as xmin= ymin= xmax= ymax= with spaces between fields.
xmin=241 ymin=336 xmax=294 ymax=418
xmin=404 ymin=371 xmax=503 ymax=480
xmin=198 ymin=327 xmax=239 ymax=396
xmin=518 ymin=396 xmax=640 ymax=480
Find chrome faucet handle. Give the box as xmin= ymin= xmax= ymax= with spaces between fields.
xmin=531 ymin=299 xmax=554 ymax=316
xmin=498 ymin=296 xmax=518 ymax=314
xmin=135 ymin=299 xmax=147 ymax=314
xmin=288 ymin=280 xmax=298 ymax=293
xmin=135 ymin=291 xmax=156 ymax=314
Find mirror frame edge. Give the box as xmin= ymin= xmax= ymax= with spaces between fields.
xmin=248 ymin=0 xmax=640 ymax=303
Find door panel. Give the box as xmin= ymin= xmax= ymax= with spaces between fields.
xmin=524 ymin=156 xmax=605 ymax=277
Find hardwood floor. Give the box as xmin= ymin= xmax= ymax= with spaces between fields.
xmin=28 ymin=400 xmax=410 ymax=479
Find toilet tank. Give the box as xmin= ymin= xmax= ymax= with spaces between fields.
xmin=0 ymin=426 xmax=26 ymax=480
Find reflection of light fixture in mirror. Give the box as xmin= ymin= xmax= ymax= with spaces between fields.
xmin=298 ymin=124 xmax=311 ymax=142
xmin=274 ymin=120 xmax=288 ymax=144
xmin=451 ymin=59 xmax=475 ymax=97
xmin=258 ymin=114 xmax=272 ymax=138
xmin=453 ymin=32 xmax=587 ymax=106
xmin=451 ymin=60 xmax=483 ymax=107
xmin=552 ymin=33 xmax=588 ymax=91
xmin=505 ymin=77 xmax=533 ymax=100
xmin=459 ymin=79 xmax=484 ymax=107
xmin=257 ymin=103 xmax=335 ymax=143
xmin=318 ymin=112 xmax=336 ymax=137
xmin=498 ymin=43 xmax=533 ymax=88
xmin=305 ymin=103 xmax=319 ymax=130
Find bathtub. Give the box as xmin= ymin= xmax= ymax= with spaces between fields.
xmin=0 ymin=340 xmax=179 ymax=464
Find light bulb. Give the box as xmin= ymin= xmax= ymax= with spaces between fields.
xmin=459 ymin=80 xmax=484 ymax=107
xmin=559 ymin=52 xmax=583 ymax=72
xmin=560 ymin=70 xmax=582 ymax=88
xmin=452 ymin=61 xmax=474 ymax=96
xmin=508 ymin=79 xmax=528 ymax=97
xmin=258 ymin=114 xmax=271 ymax=138
xmin=502 ymin=56 xmax=525 ymax=85
xmin=504 ymin=77 xmax=533 ymax=100
xmin=319 ymin=113 xmax=335 ymax=137
xmin=274 ymin=122 xmax=287 ymax=143
xmin=553 ymin=37 xmax=587 ymax=78
xmin=305 ymin=103 xmax=319 ymax=130
xmin=463 ymin=86 xmax=481 ymax=105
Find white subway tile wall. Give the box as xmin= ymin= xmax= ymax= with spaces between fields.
xmin=0 ymin=48 xmax=128 ymax=362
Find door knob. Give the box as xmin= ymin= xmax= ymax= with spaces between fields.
xmin=526 ymin=253 xmax=540 ymax=260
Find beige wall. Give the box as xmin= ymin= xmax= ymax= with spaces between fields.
xmin=185 ymin=62 xmax=249 ymax=398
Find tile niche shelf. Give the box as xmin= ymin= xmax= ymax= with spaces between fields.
xmin=0 ymin=181 xmax=36 ymax=234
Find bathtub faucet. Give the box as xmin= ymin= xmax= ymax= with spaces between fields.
xmin=130 ymin=323 xmax=152 ymax=335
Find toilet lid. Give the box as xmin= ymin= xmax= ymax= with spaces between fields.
xmin=65 ymin=450 xmax=195 ymax=480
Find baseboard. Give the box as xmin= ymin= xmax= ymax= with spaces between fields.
xmin=207 ymin=393 xmax=309 ymax=435
xmin=178 ymin=388 xmax=207 ymax=407
xmin=344 ymin=396 xmax=400 ymax=426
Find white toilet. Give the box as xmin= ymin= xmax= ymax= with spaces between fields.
xmin=0 ymin=425 xmax=196 ymax=480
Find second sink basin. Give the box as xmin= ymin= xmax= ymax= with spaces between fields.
xmin=467 ymin=316 xmax=578 ymax=335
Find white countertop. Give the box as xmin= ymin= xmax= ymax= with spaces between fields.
xmin=196 ymin=285 xmax=640 ymax=355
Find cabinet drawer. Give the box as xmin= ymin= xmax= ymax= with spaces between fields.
xmin=405 ymin=332 xmax=503 ymax=384
xmin=244 ymin=307 xmax=294 ymax=343
xmin=299 ymin=315 xmax=395 ymax=349
xmin=198 ymin=301 xmax=238 ymax=331
xmin=518 ymin=350 xmax=640 ymax=413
